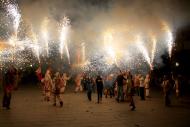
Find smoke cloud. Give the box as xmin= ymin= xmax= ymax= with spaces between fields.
xmin=1 ymin=0 xmax=190 ymax=71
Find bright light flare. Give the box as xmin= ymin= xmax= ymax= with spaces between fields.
xmin=59 ymin=16 xmax=70 ymax=63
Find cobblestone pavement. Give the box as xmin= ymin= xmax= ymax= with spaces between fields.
xmin=0 ymin=85 xmax=190 ymax=127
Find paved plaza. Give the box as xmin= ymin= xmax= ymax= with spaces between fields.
xmin=0 ymin=84 xmax=190 ymax=127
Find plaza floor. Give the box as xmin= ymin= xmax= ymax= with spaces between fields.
xmin=0 ymin=84 xmax=190 ymax=127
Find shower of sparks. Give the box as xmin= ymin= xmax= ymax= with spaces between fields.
xmin=103 ymin=31 xmax=117 ymax=66
xmin=136 ymin=35 xmax=152 ymax=70
xmin=6 ymin=3 xmax=21 ymax=37
xmin=0 ymin=1 xmax=178 ymax=73
xmin=6 ymin=2 xmax=21 ymax=62
xmin=150 ymin=35 xmax=157 ymax=65
xmin=65 ymin=43 xmax=70 ymax=64
xmin=30 ymin=30 xmax=40 ymax=63
xmin=162 ymin=21 xmax=173 ymax=58
xmin=41 ymin=17 xmax=49 ymax=57
xmin=59 ymin=16 xmax=70 ymax=63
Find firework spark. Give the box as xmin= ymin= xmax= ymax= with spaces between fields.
xmin=136 ymin=35 xmax=152 ymax=69
xmin=103 ymin=31 xmax=117 ymax=65
xmin=150 ymin=35 xmax=157 ymax=65
xmin=31 ymin=30 xmax=40 ymax=63
xmin=65 ymin=43 xmax=70 ymax=64
xmin=6 ymin=3 xmax=21 ymax=37
xmin=59 ymin=16 xmax=70 ymax=63
xmin=162 ymin=21 xmax=173 ymax=58
xmin=41 ymin=17 xmax=49 ymax=56
xmin=6 ymin=2 xmax=21 ymax=62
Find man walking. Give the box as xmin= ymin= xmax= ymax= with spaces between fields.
xmin=96 ymin=75 xmax=103 ymax=103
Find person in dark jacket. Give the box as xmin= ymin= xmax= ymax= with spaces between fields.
xmin=116 ymin=71 xmax=126 ymax=102
xmin=96 ymin=75 xmax=103 ymax=103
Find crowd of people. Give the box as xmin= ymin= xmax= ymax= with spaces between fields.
xmin=1 ymin=65 xmax=185 ymax=110
xmin=35 ymin=66 xmax=154 ymax=111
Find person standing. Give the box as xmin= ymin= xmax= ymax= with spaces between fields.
xmin=75 ymin=74 xmax=83 ymax=93
xmin=2 ymin=67 xmax=15 ymax=109
xmin=60 ymin=73 xmax=70 ymax=94
xmin=52 ymin=72 xmax=63 ymax=107
xmin=139 ymin=75 xmax=145 ymax=100
xmin=104 ymin=76 xmax=111 ymax=98
xmin=123 ymin=72 xmax=128 ymax=100
xmin=35 ymin=66 xmax=45 ymax=95
xmin=127 ymin=73 xmax=136 ymax=110
xmin=116 ymin=71 xmax=126 ymax=102
xmin=44 ymin=68 xmax=53 ymax=101
xmin=144 ymin=74 xmax=150 ymax=98
xmin=174 ymin=76 xmax=180 ymax=98
xmin=162 ymin=76 xmax=172 ymax=106
xmin=96 ymin=75 xmax=103 ymax=103
xmin=134 ymin=74 xmax=140 ymax=96
xmin=86 ymin=76 xmax=93 ymax=101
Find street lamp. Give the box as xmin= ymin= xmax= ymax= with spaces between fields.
xmin=176 ymin=62 xmax=179 ymax=67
